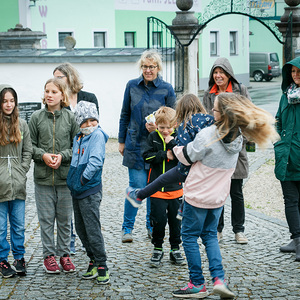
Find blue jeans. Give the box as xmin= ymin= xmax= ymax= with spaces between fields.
xmin=0 ymin=199 xmax=25 ymax=262
xmin=182 ymin=201 xmax=224 ymax=286
xmin=122 ymin=168 xmax=151 ymax=231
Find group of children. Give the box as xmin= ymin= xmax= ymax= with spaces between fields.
xmin=0 ymin=77 xmax=279 ymax=298
xmin=0 ymin=78 xmax=110 ymax=285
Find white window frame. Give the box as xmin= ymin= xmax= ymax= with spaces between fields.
xmin=210 ymin=31 xmax=219 ymax=56
xmin=92 ymin=30 xmax=108 ymax=48
xmin=124 ymin=32 xmax=136 ymax=48
xmin=57 ymin=30 xmax=75 ymax=48
xmin=152 ymin=31 xmax=162 ymax=48
xmin=229 ymin=30 xmax=238 ymax=56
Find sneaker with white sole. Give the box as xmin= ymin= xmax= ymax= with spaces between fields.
xmin=60 ymin=254 xmax=76 ymax=273
xmin=212 ymin=277 xmax=235 ymax=298
xmin=12 ymin=258 xmax=26 ymax=276
xmin=126 ymin=187 xmax=143 ymax=208
xmin=150 ymin=248 xmax=164 ymax=267
xmin=43 ymin=255 xmax=60 ymax=274
xmin=122 ymin=228 xmax=133 ymax=243
xmin=172 ymin=281 xmax=209 ymax=298
xmin=0 ymin=260 xmax=16 ymax=278
xmin=82 ymin=260 xmax=98 ymax=279
xmin=96 ymin=266 xmax=110 ymax=285
xmin=235 ymin=232 xmax=248 ymax=244
xmin=170 ymin=249 xmax=185 ymax=265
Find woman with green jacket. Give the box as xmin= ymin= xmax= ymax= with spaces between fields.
xmin=0 ymin=85 xmax=32 ymax=278
xmin=274 ymin=57 xmax=300 ymax=261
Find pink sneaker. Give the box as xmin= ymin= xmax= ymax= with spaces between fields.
xmin=172 ymin=281 xmax=209 ymax=298
xmin=213 ymin=277 xmax=235 ymax=298
xmin=60 ymin=255 xmax=76 ymax=273
xmin=43 ymin=255 xmax=60 ymax=274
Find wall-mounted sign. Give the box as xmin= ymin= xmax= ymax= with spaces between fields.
xmin=249 ymin=0 xmax=275 ymax=9
xmin=19 ymin=102 xmax=41 ymax=123
xmin=115 ymin=0 xmax=201 ymax=12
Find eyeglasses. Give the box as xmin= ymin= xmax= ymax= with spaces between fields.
xmin=212 ymin=108 xmax=220 ymax=112
xmin=141 ymin=65 xmax=157 ymax=71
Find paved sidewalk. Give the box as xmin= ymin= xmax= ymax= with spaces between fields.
xmin=0 ymin=140 xmax=299 ymax=300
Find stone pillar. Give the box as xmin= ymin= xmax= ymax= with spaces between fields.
xmin=276 ymin=0 xmax=300 ymax=63
xmin=169 ymin=0 xmax=201 ymax=97
xmin=0 ymin=24 xmax=46 ymax=50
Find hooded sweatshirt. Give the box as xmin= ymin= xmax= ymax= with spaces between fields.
xmin=274 ymin=56 xmax=300 ymax=181
xmin=0 ymin=85 xmax=33 ymax=202
xmin=173 ymin=125 xmax=242 ymax=209
xmin=202 ymin=57 xmax=250 ymax=179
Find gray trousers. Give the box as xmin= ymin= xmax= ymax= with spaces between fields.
xmin=35 ymin=183 xmax=72 ymax=258
xmin=72 ymin=191 xmax=107 ymax=266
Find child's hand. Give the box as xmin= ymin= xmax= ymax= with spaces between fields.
xmin=145 ymin=122 xmax=157 ymax=133
xmin=42 ymin=153 xmax=56 ymax=167
xmin=167 ymin=150 xmax=174 ymax=160
xmin=165 ymin=135 xmax=174 ymax=143
xmin=50 ymin=154 xmax=62 ymax=169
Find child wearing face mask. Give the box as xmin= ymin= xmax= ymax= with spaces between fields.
xmin=67 ymin=101 xmax=110 ymax=285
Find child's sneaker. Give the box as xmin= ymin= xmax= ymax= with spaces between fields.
xmin=150 ymin=248 xmax=164 ymax=268
xmin=43 ymin=255 xmax=60 ymax=274
xmin=96 ymin=266 xmax=110 ymax=285
xmin=0 ymin=260 xmax=16 ymax=278
xmin=60 ymin=254 xmax=76 ymax=273
xmin=82 ymin=260 xmax=98 ymax=279
xmin=170 ymin=249 xmax=185 ymax=265
xmin=126 ymin=187 xmax=142 ymax=208
xmin=172 ymin=281 xmax=209 ymax=298
xmin=212 ymin=277 xmax=235 ymax=298
xmin=12 ymin=258 xmax=26 ymax=276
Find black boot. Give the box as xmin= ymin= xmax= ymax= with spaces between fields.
xmin=294 ymin=237 xmax=300 ymax=262
xmin=280 ymin=240 xmax=295 ymax=253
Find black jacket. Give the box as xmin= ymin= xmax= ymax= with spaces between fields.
xmin=142 ymin=130 xmax=182 ymax=192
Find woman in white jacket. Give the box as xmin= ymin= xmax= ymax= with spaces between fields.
xmin=172 ymin=93 xmax=279 ymax=299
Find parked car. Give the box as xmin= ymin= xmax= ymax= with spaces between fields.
xmin=250 ymin=52 xmax=281 ymax=82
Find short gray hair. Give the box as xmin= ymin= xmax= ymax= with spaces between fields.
xmin=138 ymin=49 xmax=163 ymax=72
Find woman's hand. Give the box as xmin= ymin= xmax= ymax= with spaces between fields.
xmin=165 ymin=135 xmax=174 ymax=143
xmin=167 ymin=150 xmax=174 ymax=160
xmin=119 ymin=143 xmax=125 ymax=156
xmin=145 ymin=122 xmax=157 ymax=133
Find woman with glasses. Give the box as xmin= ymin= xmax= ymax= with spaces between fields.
xmin=202 ymin=57 xmax=251 ymax=245
xmin=118 ymin=49 xmax=176 ymax=243
xmin=53 ymin=62 xmax=99 ymax=255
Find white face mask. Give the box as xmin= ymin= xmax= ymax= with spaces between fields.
xmin=80 ymin=125 xmax=97 ymax=136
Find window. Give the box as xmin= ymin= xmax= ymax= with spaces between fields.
xmin=94 ymin=32 xmax=106 ymax=48
xmin=124 ymin=32 xmax=135 ymax=48
xmin=230 ymin=31 xmax=238 ymax=55
xmin=58 ymin=32 xmax=73 ymax=48
xmin=152 ymin=31 xmax=162 ymax=48
xmin=210 ymin=31 xmax=218 ymax=56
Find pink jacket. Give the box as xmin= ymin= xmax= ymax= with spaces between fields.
xmin=173 ymin=125 xmax=242 ymax=209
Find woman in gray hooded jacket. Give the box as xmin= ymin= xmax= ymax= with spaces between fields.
xmin=203 ymin=57 xmax=251 ymax=244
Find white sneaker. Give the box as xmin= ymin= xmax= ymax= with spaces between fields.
xmin=235 ymin=232 xmax=248 ymax=244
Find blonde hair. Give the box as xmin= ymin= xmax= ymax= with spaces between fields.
xmin=174 ymin=94 xmax=207 ymax=129
xmin=137 ymin=49 xmax=163 ymax=72
xmin=215 ymin=93 xmax=279 ymax=147
xmin=42 ymin=78 xmax=70 ymax=108
xmin=53 ymin=62 xmax=83 ymax=94
xmin=155 ymin=106 xmax=176 ymax=126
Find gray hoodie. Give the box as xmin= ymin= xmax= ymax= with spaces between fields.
xmin=202 ymin=57 xmax=250 ymax=179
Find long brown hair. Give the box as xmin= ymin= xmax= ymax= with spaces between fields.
xmin=0 ymin=87 xmax=21 ymax=145
xmin=215 ymin=93 xmax=279 ymax=147
xmin=174 ymin=94 xmax=207 ymax=129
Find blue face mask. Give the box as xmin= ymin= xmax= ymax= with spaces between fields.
xmin=80 ymin=125 xmax=97 ymax=136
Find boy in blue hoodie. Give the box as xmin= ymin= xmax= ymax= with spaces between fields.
xmin=67 ymin=101 xmax=109 ymax=284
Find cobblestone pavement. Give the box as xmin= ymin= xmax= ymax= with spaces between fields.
xmin=1 ymin=140 xmax=300 ymax=300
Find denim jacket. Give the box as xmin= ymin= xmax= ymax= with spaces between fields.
xmin=118 ymin=75 xmax=176 ymax=169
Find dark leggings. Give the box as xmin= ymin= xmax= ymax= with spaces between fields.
xmin=137 ymin=167 xmax=187 ymax=200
